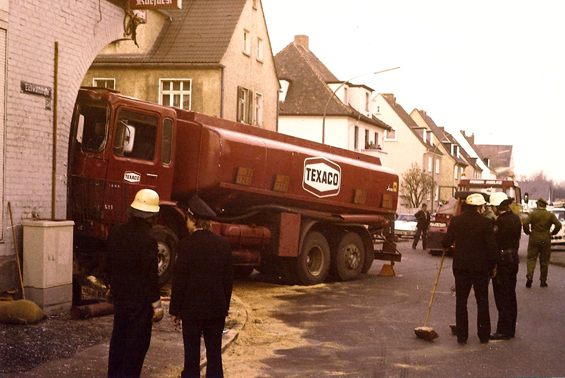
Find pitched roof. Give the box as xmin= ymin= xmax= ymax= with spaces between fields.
xmin=274 ymin=40 xmax=391 ymax=130
xmin=94 ymin=0 xmax=247 ymax=64
xmin=474 ymin=144 xmax=513 ymax=175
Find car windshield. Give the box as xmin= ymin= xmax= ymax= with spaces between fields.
xmin=550 ymin=210 xmax=565 ymax=221
xmin=397 ymin=214 xmax=416 ymax=222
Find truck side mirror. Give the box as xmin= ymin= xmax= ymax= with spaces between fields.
xmin=114 ymin=120 xmax=135 ymax=156
xmin=76 ymin=114 xmax=85 ymax=143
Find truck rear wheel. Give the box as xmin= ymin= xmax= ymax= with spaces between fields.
xmin=295 ymin=231 xmax=330 ymax=285
xmin=150 ymin=225 xmax=178 ymax=286
xmin=331 ymin=232 xmax=365 ymax=281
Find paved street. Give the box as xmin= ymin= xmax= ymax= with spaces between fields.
xmin=224 ymin=234 xmax=565 ymax=378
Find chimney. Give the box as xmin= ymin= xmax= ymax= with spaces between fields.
xmin=294 ymin=35 xmax=309 ymax=50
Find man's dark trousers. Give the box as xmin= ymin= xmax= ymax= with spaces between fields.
xmin=181 ymin=317 xmax=226 ymax=378
xmin=454 ymin=270 xmax=491 ymax=342
xmin=108 ymin=300 xmax=153 ymax=377
xmin=492 ymin=263 xmax=518 ymax=336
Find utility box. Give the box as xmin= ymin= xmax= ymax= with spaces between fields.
xmin=22 ymin=220 xmax=75 ymax=316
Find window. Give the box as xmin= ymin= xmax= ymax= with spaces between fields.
xmin=243 ymin=29 xmax=251 ymax=55
xmin=374 ymin=132 xmax=379 ymax=148
xmin=160 ymin=79 xmax=191 ymax=110
xmin=76 ymin=102 xmax=109 ymax=152
xmin=115 ymin=110 xmax=157 ymax=161
xmin=385 ymin=128 xmax=396 ymax=141
xmin=93 ymin=78 xmax=115 ymax=89
xmin=428 ymin=157 xmax=432 ymax=172
xmin=162 ymin=118 xmax=173 ymax=165
xmin=365 ymin=129 xmax=370 ymax=148
xmin=254 ymin=92 xmax=263 ymax=127
xmin=365 ymin=92 xmax=370 ymax=112
xmin=237 ymin=86 xmax=253 ymax=124
xmin=354 ymin=126 xmax=359 ymax=150
xmin=256 ymin=37 xmax=264 ymax=62
xmin=375 ymin=105 xmax=381 ymax=114
xmin=436 ymin=158 xmax=440 ymax=174
xmin=454 ymin=166 xmax=458 ymax=180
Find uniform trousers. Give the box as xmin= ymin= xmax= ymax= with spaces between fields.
xmin=108 ymin=300 xmax=153 ymax=378
xmin=526 ymin=239 xmax=551 ymax=281
xmin=412 ymin=228 xmax=428 ymax=249
xmin=181 ymin=317 xmax=226 ymax=378
xmin=492 ymin=263 xmax=518 ymax=336
xmin=454 ymin=270 xmax=491 ymax=342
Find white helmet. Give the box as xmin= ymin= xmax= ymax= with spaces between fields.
xmin=489 ymin=192 xmax=508 ymax=207
xmin=465 ymin=193 xmax=486 ymax=206
xmin=130 ymin=189 xmax=160 ymax=217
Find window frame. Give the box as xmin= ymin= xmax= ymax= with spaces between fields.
xmin=254 ymin=92 xmax=263 ymax=127
xmin=93 ymin=78 xmax=115 ymax=89
xmin=243 ymin=29 xmax=251 ymax=56
xmin=159 ymin=79 xmax=192 ymax=110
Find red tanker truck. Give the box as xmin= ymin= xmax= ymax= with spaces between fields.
xmin=68 ymin=87 xmax=401 ymax=287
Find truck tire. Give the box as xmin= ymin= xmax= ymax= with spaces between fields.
xmin=295 ymin=231 xmax=330 ymax=285
xmin=331 ymin=232 xmax=365 ymax=281
xmin=150 ymin=225 xmax=178 ymax=286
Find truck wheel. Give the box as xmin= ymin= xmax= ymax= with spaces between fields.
xmin=331 ymin=233 xmax=365 ymax=281
xmin=295 ymin=231 xmax=330 ymax=285
xmin=150 ymin=225 xmax=178 ymax=286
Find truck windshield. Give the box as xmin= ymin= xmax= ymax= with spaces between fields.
xmin=76 ymin=102 xmax=109 ymax=152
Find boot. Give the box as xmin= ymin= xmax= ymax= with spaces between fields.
xmin=541 ymin=280 xmax=548 ymax=287
xmin=526 ymin=275 xmax=533 ymax=288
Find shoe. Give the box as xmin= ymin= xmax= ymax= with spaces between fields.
xmin=541 ymin=281 xmax=548 ymax=287
xmin=457 ymin=337 xmax=467 ymax=345
xmin=490 ymin=333 xmax=511 ymax=340
xmin=480 ymin=339 xmax=489 ymax=344
xmin=526 ymin=276 xmax=533 ymax=288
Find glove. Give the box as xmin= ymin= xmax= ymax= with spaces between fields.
xmin=151 ymin=299 xmax=164 ymax=323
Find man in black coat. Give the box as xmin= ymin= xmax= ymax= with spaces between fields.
xmin=442 ymin=193 xmax=498 ymax=344
xmin=170 ymin=196 xmax=234 ymax=378
xmin=105 ymin=189 xmax=164 ymax=378
xmin=412 ymin=203 xmax=431 ymax=249
xmin=489 ymin=193 xmax=522 ymax=340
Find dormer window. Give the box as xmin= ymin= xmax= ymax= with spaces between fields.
xmin=365 ymin=92 xmax=370 ymax=112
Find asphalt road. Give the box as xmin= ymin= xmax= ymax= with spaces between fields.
xmin=230 ymin=234 xmax=565 ymax=378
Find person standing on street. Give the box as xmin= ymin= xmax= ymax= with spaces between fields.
xmin=489 ymin=193 xmax=522 ymax=340
xmin=523 ymin=197 xmax=562 ymax=288
xmin=170 ymin=196 xmax=234 ymax=378
xmin=412 ymin=203 xmax=431 ymax=249
xmin=104 ymin=189 xmax=164 ymax=378
xmin=442 ymin=193 xmax=498 ymax=344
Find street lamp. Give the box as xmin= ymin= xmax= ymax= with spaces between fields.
xmin=321 ymin=67 xmax=400 ymax=144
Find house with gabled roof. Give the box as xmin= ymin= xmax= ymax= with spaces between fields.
xmin=456 ymin=131 xmax=496 ymax=179
xmin=372 ymin=95 xmax=443 ymax=210
xmin=274 ymin=35 xmax=392 ymax=164
xmin=474 ymin=143 xmax=515 ymax=180
xmin=82 ymin=0 xmax=279 ymax=131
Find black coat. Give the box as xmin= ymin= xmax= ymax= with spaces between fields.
xmin=170 ymin=229 xmax=234 ymax=320
xmin=104 ymin=217 xmax=160 ymax=304
xmin=442 ymin=209 xmax=498 ymax=275
xmin=414 ymin=210 xmax=431 ymax=230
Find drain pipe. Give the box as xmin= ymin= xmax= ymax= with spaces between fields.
xmin=52 ymin=41 xmax=58 ymax=220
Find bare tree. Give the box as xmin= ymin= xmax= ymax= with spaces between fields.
xmin=400 ymin=163 xmax=435 ymax=208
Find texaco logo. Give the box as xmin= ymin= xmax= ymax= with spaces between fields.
xmin=302 ymin=157 xmax=341 ymax=198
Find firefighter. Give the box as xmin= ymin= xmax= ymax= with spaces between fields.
xmin=170 ymin=196 xmax=234 ymax=378
xmin=523 ymin=197 xmax=562 ymax=288
xmin=442 ymin=193 xmax=498 ymax=344
xmin=105 ymin=189 xmax=164 ymax=378
xmin=489 ymin=192 xmax=522 ymax=340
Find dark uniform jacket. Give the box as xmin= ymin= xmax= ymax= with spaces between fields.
xmin=414 ymin=209 xmax=431 ymax=230
xmin=442 ymin=210 xmax=498 ymax=275
xmin=494 ymin=210 xmax=522 ymax=267
xmin=170 ymin=229 xmax=234 ymax=320
xmin=104 ymin=217 xmax=160 ymax=304
xmin=523 ymin=208 xmax=562 ymax=243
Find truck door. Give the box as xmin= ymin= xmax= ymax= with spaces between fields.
xmin=107 ymin=106 xmax=175 ymax=214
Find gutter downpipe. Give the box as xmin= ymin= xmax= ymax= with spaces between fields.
xmin=52 ymin=41 xmax=58 ymax=220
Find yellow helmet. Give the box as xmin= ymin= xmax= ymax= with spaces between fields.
xmin=489 ymin=192 xmax=508 ymax=207
xmin=466 ymin=193 xmax=486 ymax=206
xmin=130 ymin=189 xmax=160 ymax=216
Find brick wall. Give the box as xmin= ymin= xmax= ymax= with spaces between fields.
xmin=0 ymin=0 xmax=126 ymax=290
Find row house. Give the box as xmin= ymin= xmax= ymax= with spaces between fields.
xmin=373 ymin=94 xmax=442 ymax=211
xmin=274 ymin=35 xmax=392 ymax=164
xmin=83 ymin=0 xmax=279 ymax=131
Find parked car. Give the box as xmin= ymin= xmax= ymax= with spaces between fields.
xmin=549 ymin=208 xmax=565 ymax=249
xmin=394 ymin=214 xmax=417 ymax=238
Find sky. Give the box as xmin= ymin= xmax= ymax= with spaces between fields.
xmin=262 ymin=0 xmax=565 ymax=183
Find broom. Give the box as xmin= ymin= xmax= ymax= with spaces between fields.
xmin=414 ymin=248 xmax=446 ymax=341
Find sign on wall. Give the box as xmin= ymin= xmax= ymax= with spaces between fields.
xmin=130 ymin=0 xmax=182 ymax=9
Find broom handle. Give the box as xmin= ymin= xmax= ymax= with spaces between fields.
xmin=424 ymin=248 xmax=446 ymax=326
xmin=8 ymin=202 xmax=25 ymax=300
